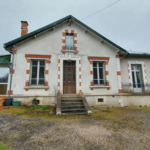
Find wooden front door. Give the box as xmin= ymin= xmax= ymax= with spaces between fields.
xmin=63 ymin=61 xmax=76 ymax=94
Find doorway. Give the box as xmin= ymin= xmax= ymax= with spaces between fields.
xmin=131 ymin=65 xmax=143 ymax=93
xmin=63 ymin=61 xmax=76 ymax=94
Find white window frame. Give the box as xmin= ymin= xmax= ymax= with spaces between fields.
xmin=93 ymin=61 xmax=106 ymax=85
xmin=65 ymin=33 xmax=74 ymax=50
xmin=30 ymin=59 xmax=45 ymax=86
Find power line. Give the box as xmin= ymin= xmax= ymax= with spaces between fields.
xmin=81 ymin=0 xmax=120 ymax=20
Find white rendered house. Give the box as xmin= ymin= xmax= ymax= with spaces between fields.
xmin=2 ymin=15 xmax=150 ymax=107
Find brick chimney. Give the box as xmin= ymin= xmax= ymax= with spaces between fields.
xmin=21 ymin=21 xmax=28 ymax=36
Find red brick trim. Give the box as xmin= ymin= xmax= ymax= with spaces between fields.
xmin=116 ymin=55 xmax=120 ymax=58
xmin=45 ymin=70 xmax=49 ymax=74
xmin=129 ymin=76 xmax=130 ymax=79
xmin=128 ymin=69 xmax=130 ymax=73
xmin=25 ymin=54 xmax=51 ymax=60
xmin=62 ymin=39 xmax=65 ymax=43
xmin=26 ymin=70 xmax=30 ymax=74
xmin=27 ymin=59 xmax=30 ymax=63
xmin=71 ymin=30 xmax=74 ymax=33
xmin=12 ymin=50 xmax=16 ymax=54
xmin=58 ymin=74 xmax=60 ymax=79
xmin=74 ymin=33 xmax=77 ymax=37
xmin=90 ymin=71 xmax=93 ymax=75
xmin=128 ymin=64 xmax=129 ymax=67
xmin=45 ymin=82 xmax=48 ymax=86
xmin=105 ymin=71 xmax=109 ymax=75
xmin=106 ymin=82 xmax=110 ymax=86
xmin=118 ymin=89 xmax=122 ymax=93
xmin=79 ymin=60 xmax=81 ymax=64
xmin=7 ymin=90 xmax=13 ymax=95
xmin=10 ymin=70 xmax=15 ymax=74
xmin=62 ymin=33 xmax=65 ymax=36
xmin=74 ymin=47 xmax=77 ymax=50
xmin=74 ymin=40 xmax=77 ymax=44
xmin=58 ymin=67 xmax=60 ymax=71
xmin=79 ymin=82 xmax=81 ymax=86
xmin=117 ymin=71 xmax=121 ymax=75
xmin=25 ymin=82 xmax=29 ymax=86
xmin=88 ymin=57 xmax=110 ymax=63
xmin=58 ymin=59 xmax=60 ymax=63
xmin=79 ymin=67 xmax=81 ymax=71
xmin=90 ymin=61 xmax=93 ymax=64
xmin=58 ymin=82 xmax=60 ymax=86
xmin=79 ymin=75 xmax=81 ymax=79
xmin=90 ymin=82 xmax=93 ymax=86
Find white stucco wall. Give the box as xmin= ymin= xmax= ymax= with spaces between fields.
xmin=8 ymin=22 xmax=120 ymax=96
xmin=6 ymin=22 xmax=150 ymax=106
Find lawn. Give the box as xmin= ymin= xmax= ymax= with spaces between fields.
xmin=0 ymin=106 xmax=150 ymax=150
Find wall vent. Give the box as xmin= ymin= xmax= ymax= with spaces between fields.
xmin=98 ymin=98 xmax=104 ymax=102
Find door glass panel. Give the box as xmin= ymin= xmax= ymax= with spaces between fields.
xmin=40 ymin=61 xmax=45 ymax=66
xmin=136 ymin=72 xmax=141 ymax=87
xmin=99 ymin=68 xmax=103 ymax=79
xmin=39 ymin=79 xmax=44 ymax=85
xmin=100 ymin=80 xmax=104 ymax=85
xmin=63 ymin=69 xmax=66 ymax=81
xmin=73 ymin=69 xmax=75 ymax=81
xmin=94 ymin=80 xmax=98 ymax=85
xmin=68 ymin=69 xmax=71 ymax=81
xmin=39 ymin=67 xmax=44 ymax=78
xmin=32 ymin=61 xmax=38 ymax=65
xmin=65 ymin=35 xmax=69 ymax=50
xmin=131 ymin=65 xmax=134 ymax=70
xmin=93 ymin=62 xmax=97 ymax=67
xmin=132 ymin=71 xmax=136 ymax=88
xmin=32 ymin=66 xmax=37 ymax=78
xmin=98 ymin=63 xmax=103 ymax=68
xmin=31 ymin=79 xmax=37 ymax=85
xmin=70 ymin=35 xmax=74 ymax=50
xmin=93 ymin=68 xmax=97 ymax=79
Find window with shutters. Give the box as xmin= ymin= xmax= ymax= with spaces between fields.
xmin=65 ymin=33 xmax=74 ymax=50
xmin=30 ymin=60 xmax=45 ymax=86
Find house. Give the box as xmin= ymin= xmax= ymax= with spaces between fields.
xmin=2 ymin=15 xmax=150 ymax=109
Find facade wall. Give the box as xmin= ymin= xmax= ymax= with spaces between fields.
xmin=120 ymin=57 xmax=150 ymax=83
xmin=8 ymin=23 xmax=120 ymax=96
xmin=6 ymin=22 xmax=150 ymax=106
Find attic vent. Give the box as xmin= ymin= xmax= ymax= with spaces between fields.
xmin=98 ymin=98 xmax=104 ymax=102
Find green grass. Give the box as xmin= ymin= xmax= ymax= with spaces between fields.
xmin=0 ymin=142 xmax=12 ymax=150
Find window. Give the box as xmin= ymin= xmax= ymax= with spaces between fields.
xmin=30 ymin=60 xmax=45 ymax=85
xmin=65 ymin=33 xmax=74 ymax=50
xmin=93 ymin=62 xmax=105 ymax=85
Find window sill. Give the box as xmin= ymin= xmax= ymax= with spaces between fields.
xmin=24 ymin=86 xmax=49 ymax=89
xmin=61 ymin=50 xmax=78 ymax=53
xmin=90 ymin=86 xmax=111 ymax=89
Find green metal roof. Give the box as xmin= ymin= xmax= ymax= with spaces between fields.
xmin=0 ymin=54 xmax=11 ymax=63
xmin=4 ymin=15 xmax=128 ymax=53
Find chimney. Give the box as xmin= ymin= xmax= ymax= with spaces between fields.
xmin=21 ymin=21 xmax=28 ymax=36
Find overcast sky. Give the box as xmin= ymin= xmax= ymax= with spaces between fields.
xmin=0 ymin=0 xmax=150 ymax=76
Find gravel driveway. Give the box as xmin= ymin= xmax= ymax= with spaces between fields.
xmin=0 ymin=107 xmax=150 ymax=150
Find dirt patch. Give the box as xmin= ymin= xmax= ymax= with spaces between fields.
xmin=0 ymin=106 xmax=150 ymax=150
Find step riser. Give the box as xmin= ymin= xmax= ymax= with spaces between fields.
xmin=62 ymin=110 xmax=86 ymax=113
xmin=61 ymin=103 xmax=83 ymax=106
xmin=61 ymin=98 xmax=82 ymax=100
xmin=61 ymin=100 xmax=82 ymax=102
xmin=61 ymin=106 xmax=85 ymax=109
xmin=60 ymin=94 xmax=87 ymax=115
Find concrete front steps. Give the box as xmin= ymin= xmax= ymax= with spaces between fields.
xmin=61 ymin=94 xmax=87 ymax=115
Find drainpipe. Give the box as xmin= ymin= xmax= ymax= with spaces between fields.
xmin=6 ymin=50 xmax=14 ymax=98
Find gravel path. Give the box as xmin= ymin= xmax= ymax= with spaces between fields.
xmin=0 ymin=108 xmax=150 ymax=150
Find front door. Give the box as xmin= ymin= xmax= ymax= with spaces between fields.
xmin=63 ymin=61 xmax=76 ymax=94
xmin=131 ymin=65 xmax=143 ymax=93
